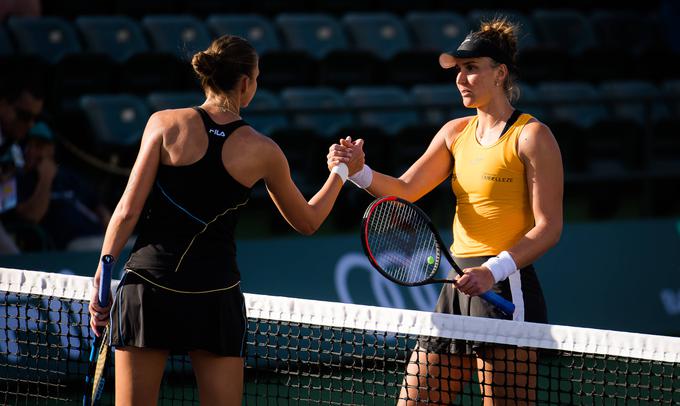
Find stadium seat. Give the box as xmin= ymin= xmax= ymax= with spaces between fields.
xmin=66 ymin=235 xmax=106 ymax=252
xmin=41 ymin=0 xmax=116 ymax=18
xmin=268 ymin=130 xmax=321 ymax=199
xmin=335 ymin=124 xmax=394 ymax=180
xmin=191 ymin=0 xmax=257 ymax=14
xmin=79 ymin=94 xmax=150 ymax=166
xmin=0 ymin=25 xmax=13 ymax=56
xmin=660 ymin=1 xmax=680 ymax=53
xmin=531 ymin=9 xmax=598 ymax=55
xmin=146 ymin=91 xmax=205 ymax=112
xmin=115 ymin=0 xmax=183 ymax=18
xmin=241 ymin=89 xmax=288 ymax=134
xmin=465 ymin=10 xmax=553 ymax=83
xmin=535 ymin=81 xmax=608 ymax=128
xmin=269 ymin=126 xmax=327 ymax=199
xmin=342 ymin=13 xmax=412 ymax=60
xmin=257 ymin=50 xmax=316 ymax=90
xmin=661 ymin=79 xmax=680 ymax=118
xmin=570 ymin=46 xmax=630 ymax=82
xmin=587 ymin=118 xmax=645 ymax=173
xmin=206 ymin=14 xmax=281 ymax=55
xmin=342 ymin=12 xmax=437 ymax=85
xmin=250 ymin=0 xmax=308 ymax=15
xmin=515 ymin=46 xmax=570 ymax=83
xmin=141 ymin=15 xmax=213 ymax=62
xmin=410 ymin=84 xmax=466 ymax=126
xmin=119 ymin=52 xmax=196 ymax=93
xmin=393 ymin=123 xmax=440 ymax=175
xmin=344 ymin=86 xmax=419 ymax=135
xmin=650 ymin=176 xmax=680 ymax=217
xmin=635 ymin=48 xmax=680 ymax=82
xmin=561 ymin=11 xmax=651 ymax=81
xmin=466 ymin=9 xmax=538 ymax=50
xmin=374 ymin=0 xmax=438 ymax=14
xmin=650 ymin=118 xmax=680 ymax=172
xmin=399 ymin=13 xmax=469 ymax=84
xmin=52 ymin=53 xmax=117 ymax=100
xmin=317 ymin=49 xmax=380 ymax=88
xmin=547 ymin=120 xmax=588 ymax=174
xmin=0 ymin=55 xmax=51 ymax=104
xmin=6 ymin=16 xmax=82 ymax=63
xmin=318 ymin=0 xmax=375 ymax=13
xmin=405 ymin=12 xmax=470 ymax=52
xmin=589 ymin=10 xmax=663 ymax=55
xmin=514 ymin=83 xmax=550 ymax=123
xmin=275 ymin=13 xmax=349 ymax=59
xmin=387 ymin=49 xmax=447 ymax=86
xmin=79 ymin=94 xmax=150 ymax=146
xmin=598 ymin=81 xmax=668 ymax=125
xmin=280 ymin=87 xmax=353 ymax=136
xmin=75 ymin=16 xmax=149 ymax=62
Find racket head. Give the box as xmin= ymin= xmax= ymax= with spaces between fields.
xmin=361 ymin=196 xmax=442 ymax=286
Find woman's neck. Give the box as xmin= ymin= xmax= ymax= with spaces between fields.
xmin=475 ymin=99 xmax=515 ymax=145
xmin=204 ymin=92 xmax=241 ymax=117
xmin=476 ymin=98 xmax=514 ymax=132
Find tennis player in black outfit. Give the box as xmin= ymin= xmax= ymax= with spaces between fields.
xmin=88 ymin=35 xmax=352 ymax=405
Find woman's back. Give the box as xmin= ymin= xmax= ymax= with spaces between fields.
xmin=125 ymin=107 xmax=254 ymax=291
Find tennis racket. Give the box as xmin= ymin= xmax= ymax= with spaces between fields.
xmin=361 ymin=196 xmax=515 ymax=317
xmin=83 ymin=254 xmax=114 ymax=406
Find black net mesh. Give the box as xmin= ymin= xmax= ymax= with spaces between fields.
xmin=1 ymin=269 xmax=679 ymax=405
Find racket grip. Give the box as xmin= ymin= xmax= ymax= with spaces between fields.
xmin=480 ymin=290 xmax=515 ymax=317
xmin=98 ymin=255 xmax=114 ymax=307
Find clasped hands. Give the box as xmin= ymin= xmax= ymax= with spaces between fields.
xmin=327 ymin=136 xmax=365 ymax=176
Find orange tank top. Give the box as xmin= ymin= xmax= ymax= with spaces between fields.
xmin=450 ymin=113 xmax=534 ymax=257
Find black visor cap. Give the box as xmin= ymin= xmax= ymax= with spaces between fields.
xmin=439 ymin=35 xmax=515 ymax=72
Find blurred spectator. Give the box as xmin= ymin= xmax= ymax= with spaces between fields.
xmin=12 ymin=122 xmax=111 ymax=250
xmin=0 ymin=0 xmax=41 ymax=20
xmin=0 ymin=57 xmax=45 ymax=253
xmin=0 ymin=141 xmax=20 ymax=253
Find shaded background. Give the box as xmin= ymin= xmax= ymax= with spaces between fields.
xmin=1 ymin=0 xmax=679 ymax=335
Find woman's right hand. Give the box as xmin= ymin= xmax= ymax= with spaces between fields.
xmin=88 ymin=283 xmax=112 ymax=336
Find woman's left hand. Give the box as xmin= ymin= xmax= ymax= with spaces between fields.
xmin=454 ymin=266 xmax=496 ymax=296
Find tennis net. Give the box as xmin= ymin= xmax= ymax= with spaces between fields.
xmin=1 ymin=267 xmax=679 ymax=405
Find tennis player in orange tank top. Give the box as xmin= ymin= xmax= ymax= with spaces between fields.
xmin=328 ymin=17 xmax=563 ymax=406
xmin=450 ymin=113 xmax=535 ymax=257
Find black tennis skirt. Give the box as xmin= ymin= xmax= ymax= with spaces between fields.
xmin=109 ymin=270 xmax=247 ymax=357
xmin=421 ymin=255 xmax=548 ymax=355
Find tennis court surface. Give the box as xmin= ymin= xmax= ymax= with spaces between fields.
xmin=2 ymin=268 xmax=679 ymax=405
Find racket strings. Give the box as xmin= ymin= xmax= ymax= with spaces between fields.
xmin=367 ymin=200 xmax=439 ymax=284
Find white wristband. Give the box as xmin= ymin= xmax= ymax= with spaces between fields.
xmin=348 ymin=164 xmax=373 ymax=189
xmin=331 ymin=163 xmax=348 ymax=184
xmin=482 ymin=251 xmax=517 ymax=283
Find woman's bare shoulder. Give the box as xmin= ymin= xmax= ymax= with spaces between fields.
xmin=440 ymin=115 xmax=475 ymax=145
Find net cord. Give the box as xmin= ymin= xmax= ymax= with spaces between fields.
xmin=2 ymin=267 xmax=679 ymax=363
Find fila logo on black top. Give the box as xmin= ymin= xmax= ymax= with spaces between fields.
xmin=209 ymin=129 xmax=226 ymax=137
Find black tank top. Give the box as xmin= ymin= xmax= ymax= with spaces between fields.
xmin=125 ymin=107 xmax=251 ymax=292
